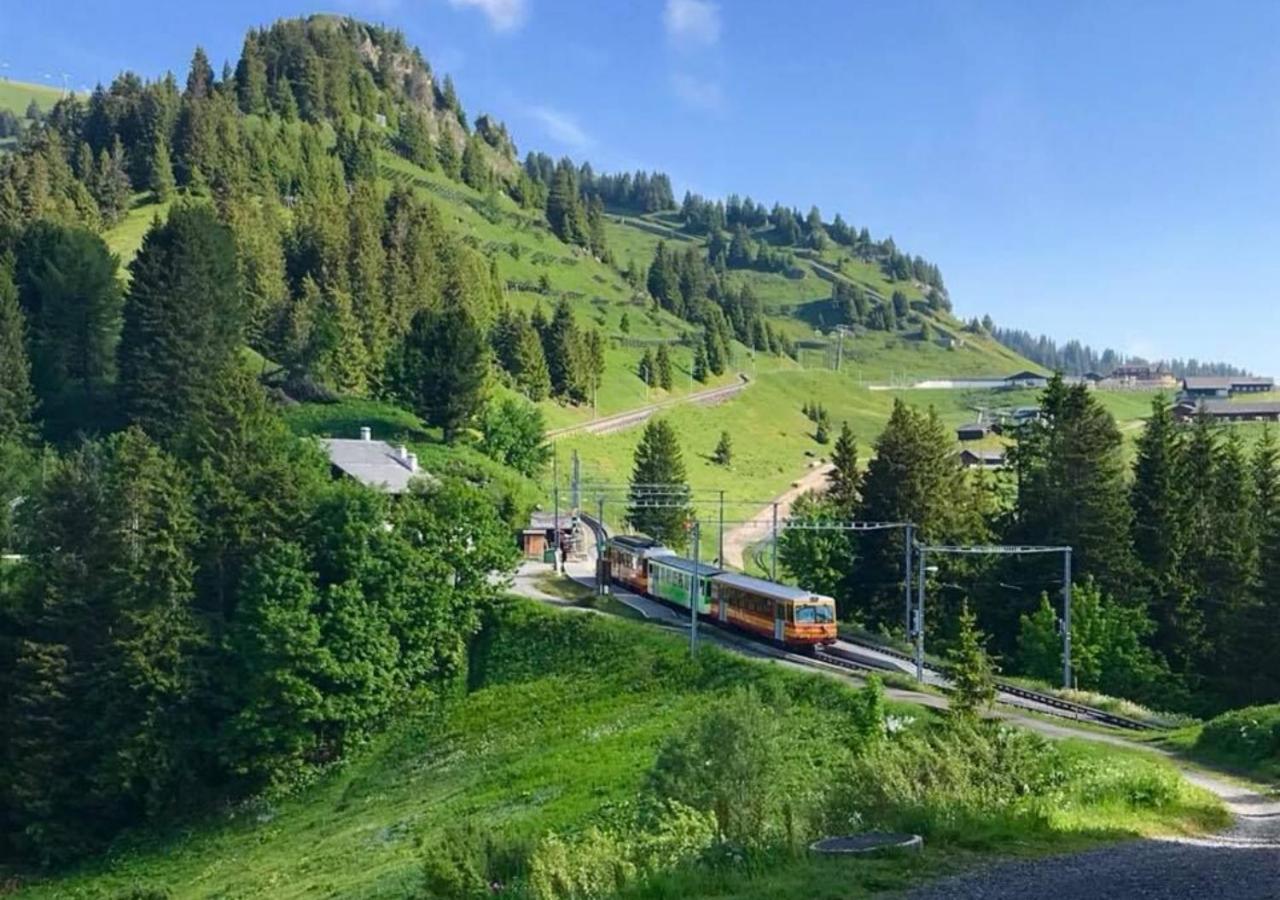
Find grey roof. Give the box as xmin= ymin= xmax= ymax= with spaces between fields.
xmin=1007 ymin=370 xmax=1047 ymax=381
xmin=956 ymin=421 xmax=989 ymax=433
xmin=323 ymin=438 xmax=424 ymax=494
xmin=648 ymin=555 xmax=725 ymax=578
xmin=959 ymin=449 xmax=1006 ymax=462
xmin=528 ymin=511 xmax=578 ymax=530
xmin=1176 ymin=400 xmax=1280 ymax=417
xmin=1183 ymin=376 xmax=1274 ymax=390
xmin=712 ymin=571 xmax=827 ymax=603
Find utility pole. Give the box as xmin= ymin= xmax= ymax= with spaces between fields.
xmin=915 ymin=549 xmax=926 ymax=682
xmin=690 ymin=521 xmax=701 ymax=656
xmin=770 ymin=502 xmax=779 ymax=581
xmin=718 ymin=490 xmax=725 ymax=565
xmin=1062 ymin=547 xmax=1073 ymax=689
xmin=903 ymin=524 xmax=913 ymax=636
xmin=571 ymin=450 xmax=580 ymax=511
xmin=597 ymin=495 xmax=606 ymax=595
xmin=552 ymin=452 xmax=560 ymax=572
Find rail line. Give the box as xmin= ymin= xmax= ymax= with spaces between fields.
xmin=836 ymin=633 xmax=1154 ymax=731
xmin=546 ymin=374 xmax=749 ymax=439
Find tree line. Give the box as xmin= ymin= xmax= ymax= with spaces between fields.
xmin=989 ymin=323 xmax=1250 ymax=379
xmin=780 ymin=375 xmax=1280 ymax=714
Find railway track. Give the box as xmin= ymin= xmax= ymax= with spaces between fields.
xmin=546 ymin=374 xmax=749 ymax=439
xmin=835 ymin=634 xmax=1154 ymax=731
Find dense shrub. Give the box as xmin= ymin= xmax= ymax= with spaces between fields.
xmin=1195 ymin=703 xmax=1280 ymax=774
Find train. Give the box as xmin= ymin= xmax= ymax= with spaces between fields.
xmin=604 ymin=534 xmax=838 ymax=648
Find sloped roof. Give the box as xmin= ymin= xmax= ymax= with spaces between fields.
xmin=323 ymin=438 xmax=423 ymax=494
xmin=1183 ymin=376 xmax=1274 ymax=390
xmin=713 ymin=572 xmax=826 ymax=603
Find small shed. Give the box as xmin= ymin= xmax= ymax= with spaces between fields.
xmin=520 ymin=511 xmax=581 ymax=561
xmin=955 ymin=422 xmax=990 ymax=442
xmin=958 ymin=449 xmax=1006 ymax=469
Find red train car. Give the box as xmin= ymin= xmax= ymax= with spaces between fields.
xmin=605 ymin=535 xmax=674 ymax=595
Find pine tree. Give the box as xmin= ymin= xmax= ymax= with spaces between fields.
xmin=620 ymin=311 xmax=631 ymax=334
xmin=460 ymin=134 xmax=489 ymax=190
xmin=655 ymin=342 xmax=673 ymax=390
xmin=0 ymin=255 xmax=34 ymax=442
xmin=544 ymin=297 xmax=586 ymax=402
xmin=398 ymin=303 xmax=489 ymax=442
xmin=1252 ymin=428 xmax=1280 ymax=696
xmin=638 ymin=348 xmax=655 ymax=385
xmin=15 ymin=222 xmax=123 ymax=405
xmin=119 ymin=203 xmax=246 ymax=448
xmin=437 ymin=134 xmax=461 ymax=179
xmin=186 ymin=47 xmax=215 ymax=100
xmin=827 ymin=422 xmax=860 ymax=512
xmin=814 ymin=411 xmax=831 ymax=444
xmin=1009 ymin=375 xmax=1134 ymax=602
xmin=511 ymin=315 xmax=551 ymax=400
xmin=627 ymin=418 xmax=692 ymax=548
xmin=234 ymin=33 xmax=269 ymax=114
xmin=1130 ymin=395 xmax=1195 ymax=670
xmin=713 ymin=430 xmax=733 ymax=466
xmin=148 ymin=133 xmax=176 ymax=201
xmin=271 ymin=74 xmax=299 ymax=120
xmin=693 ymin=342 xmax=708 ymax=382
xmin=854 ymin=400 xmax=985 ymax=625
xmin=947 ymin=600 xmax=996 ymax=717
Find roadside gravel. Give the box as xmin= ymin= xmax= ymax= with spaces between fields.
xmin=900 ymin=769 xmax=1280 ymax=899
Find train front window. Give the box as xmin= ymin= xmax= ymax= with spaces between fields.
xmin=795 ymin=604 xmax=834 ymax=624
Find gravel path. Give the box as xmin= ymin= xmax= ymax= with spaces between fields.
xmin=901 ymin=769 xmax=1280 ymax=899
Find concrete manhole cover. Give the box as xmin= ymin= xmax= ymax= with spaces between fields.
xmin=810 ymin=833 xmax=923 ymax=855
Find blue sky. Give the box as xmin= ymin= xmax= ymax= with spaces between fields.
xmin=3 ymin=0 xmax=1278 ymax=373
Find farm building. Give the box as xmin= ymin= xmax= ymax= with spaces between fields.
xmin=1180 ymin=376 xmax=1275 ymax=400
xmin=958 ymin=449 xmax=1006 ymax=469
xmin=1173 ymin=400 xmax=1280 ymax=423
xmin=1006 ymin=370 xmax=1049 ymax=389
xmin=956 ymin=422 xmax=991 ymax=441
xmin=323 ymin=427 xmax=426 ymax=494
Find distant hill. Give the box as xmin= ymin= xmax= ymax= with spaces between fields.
xmin=0 ymin=78 xmax=67 ymax=117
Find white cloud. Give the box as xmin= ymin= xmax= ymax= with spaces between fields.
xmin=447 ymin=0 xmax=528 ymax=32
xmin=670 ymin=72 xmax=724 ymax=112
xmin=528 ymin=105 xmax=594 ymax=150
xmin=663 ymin=0 xmax=720 ymax=46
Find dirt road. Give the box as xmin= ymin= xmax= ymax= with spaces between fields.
xmin=720 ymin=461 xmax=834 ymax=568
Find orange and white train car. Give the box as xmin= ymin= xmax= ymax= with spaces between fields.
xmin=709 ymin=572 xmax=837 ymax=647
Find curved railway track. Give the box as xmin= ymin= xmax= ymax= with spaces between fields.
xmin=833 ymin=633 xmax=1154 ymax=731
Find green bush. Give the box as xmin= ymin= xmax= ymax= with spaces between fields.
xmin=823 ymin=720 xmax=1058 ymax=842
xmin=1195 ymin=703 xmax=1280 ymax=772
xmin=649 ymin=688 xmax=832 ymax=850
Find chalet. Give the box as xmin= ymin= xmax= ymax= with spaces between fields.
xmin=1006 ymin=370 xmax=1049 ymax=389
xmin=1105 ymin=365 xmax=1178 ymax=389
xmin=1172 ymin=399 xmax=1280 ymax=423
xmin=958 ymin=449 xmax=1006 ymax=469
xmin=956 ymin=422 xmax=990 ymax=442
xmin=1180 ymin=376 xmax=1275 ymax=400
xmin=323 ymin=427 xmax=426 ymax=494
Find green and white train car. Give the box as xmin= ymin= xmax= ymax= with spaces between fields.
xmin=646 ymin=555 xmax=724 ymax=615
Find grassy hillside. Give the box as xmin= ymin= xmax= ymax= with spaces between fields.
xmin=0 ymin=79 xmax=66 ymax=117
xmin=11 ymin=599 xmax=1225 ymax=899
